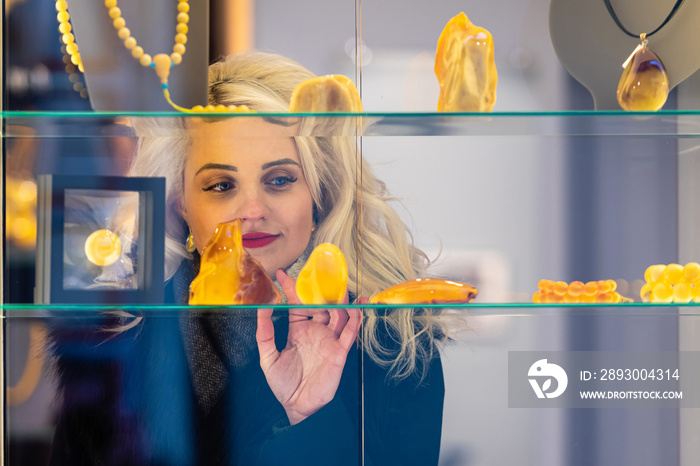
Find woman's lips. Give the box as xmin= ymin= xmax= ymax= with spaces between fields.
xmin=242 ymin=232 xmax=279 ymax=248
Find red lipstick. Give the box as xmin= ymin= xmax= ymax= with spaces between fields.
xmin=242 ymin=232 xmax=279 ymax=248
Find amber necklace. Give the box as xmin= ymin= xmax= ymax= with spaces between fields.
xmin=56 ymin=0 xmax=247 ymax=113
xmin=603 ymin=0 xmax=685 ymax=111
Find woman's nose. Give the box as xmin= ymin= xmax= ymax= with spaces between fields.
xmin=236 ymin=187 xmax=269 ymax=221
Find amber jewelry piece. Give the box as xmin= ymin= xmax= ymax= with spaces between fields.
xmin=434 ymin=12 xmax=497 ymax=112
xmin=640 ymin=262 xmax=700 ymax=303
xmin=369 ymin=278 xmax=478 ymax=305
xmin=617 ymin=35 xmax=669 ymax=111
xmin=295 ymin=244 xmax=348 ymax=305
xmin=289 ymin=75 xmax=363 ymax=112
xmin=533 ymin=279 xmax=632 ymax=304
xmin=189 ymin=219 xmax=281 ymax=306
xmin=84 ymin=229 xmax=122 ymax=267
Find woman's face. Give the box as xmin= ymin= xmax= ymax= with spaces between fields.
xmin=181 ymin=118 xmax=314 ymax=277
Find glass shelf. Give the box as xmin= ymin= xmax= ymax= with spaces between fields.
xmin=3 ymin=110 xmax=700 ymax=138
xmin=3 ymin=303 xmax=700 ymax=318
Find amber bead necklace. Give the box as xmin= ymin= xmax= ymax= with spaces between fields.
xmin=603 ymin=0 xmax=686 ymax=111
xmin=56 ymin=0 xmax=245 ymax=112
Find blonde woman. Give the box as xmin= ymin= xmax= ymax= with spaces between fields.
xmin=51 ymin=52 xmax=447 ymax=465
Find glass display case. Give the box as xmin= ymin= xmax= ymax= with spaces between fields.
xmin=4 ymin=1 xmax=700 ymax=465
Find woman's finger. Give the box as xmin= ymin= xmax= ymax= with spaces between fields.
xmin=327 ymin=289 xmax=349 ymax=337
xmin=256 ymin=308 xmax=279 ymax=370
xmin=276 ymin=269 xmax=302 ymax=305
xmin=338 ymin=307 xmax=361 ymax=352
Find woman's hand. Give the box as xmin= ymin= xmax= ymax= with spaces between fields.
xmin=255 ymin=269 xmax=361 ymax=425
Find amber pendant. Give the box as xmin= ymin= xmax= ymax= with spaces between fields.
xmin=289 ymin=75 xmax=363 ymax=112
xmin=189 ymin=219 xmax=281 ymax=305
xmin=435 ymin=12 xmax=497 ymax=112
xmin=370 ymin=278 xmax=478 ymax=305
xmin=295 ymin=243 xmax=348 ymax=304
xmin=616 ymin=42 xmax=669 ymax=111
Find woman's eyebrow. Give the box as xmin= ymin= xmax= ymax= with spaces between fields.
xmin=195 ymin=163 xmax=238 ymax=175
xmin=261 ymin=158 xmax=300 ymax=170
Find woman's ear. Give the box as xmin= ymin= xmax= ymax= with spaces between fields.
xmin=176 ymin=196 xmax=188 ymax=223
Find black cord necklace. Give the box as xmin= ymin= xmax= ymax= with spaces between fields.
xmin=603 ymin=0 xmax=686 ymax=39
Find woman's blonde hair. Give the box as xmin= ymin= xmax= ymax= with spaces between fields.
xmin=129 ymin=52 xmax=446 ymax=379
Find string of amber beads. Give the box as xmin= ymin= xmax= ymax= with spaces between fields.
xmin=640 ymin=263 xmax=700 ymax=303
xmin=533 ymin=279 xmax=631 ymax=304
xmin=295 ymin=244 xmax=348 ymax=305
xmin=55 ymin=1 xmax=83 ymax=73
xmin=435 ymin=12 xmax=497 ymax=112
xmin=106 ymin=0 xmax=189 ymax=68
xmin=370 ymin=278 xmax=478 ymax=305
xmin=189 ymin=219 xmax=281 ymax=306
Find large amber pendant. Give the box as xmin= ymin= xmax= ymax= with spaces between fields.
xmin=616 ymin=43 xmax=669 ymax=111
xmin=296 ymin=243 xmax=348 ymax=304
xmin=189 ymin=219 xmax=281 ymax=305
xmin=435 ymin=12 xmax=497 ymax=112
xmin=289 ymin=75 xmax=363 ymax=112
xmin=370 ymin=278 xmax=478 ymax=305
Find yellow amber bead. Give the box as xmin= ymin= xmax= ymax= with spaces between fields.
xmin=108 ymin=7 xmax=121 ymax=19
xmin=131 ymin=46 xmax=144 ymax=59
xmin=579 ymin=293 xmax=595 ymax=303
xmin=683 ymin=262 xmax=700 ymax=283
xmin=104 ymin=0 xmax=117 ymax=8
xmin=214 ymin=105 xmax=227 ymax=112
xmin=289 ymin=75 xmax=363 ymax=112
xmin=173 ymin=43 xmax=186 ymax=55
xmin=295 ymin=244 xmax=348 ymax=305
xmin=597 ymin=292 xmax=614 ymax=303
xmin=189 ymin=219 xmax=281 ymax=305
xmin=123 ymin=37 xmax=137 ymax=49
xmin=532 ymin=291 xmax=543 ymax=303
xmin=113 ymin=17 xmax=126 ymax=29
xmin=546 ymin=293 xmax=563 ymax=304
xmin=663 ymin=263 xmax=684 ymax=285
xmin=617 ymin=45 xmax=668 ymax=111
xmin=177 ymin=12 xmax=189 ymax=24
xmin=139 ymin=54 xmax=152 ymax=67
xmin=640 ymin=282 xmax=652 ymax=302
xmin=118 ymin=27 xmax=130 ymax=40
xmin=583 ymin=281 xmax=598 ymax=296
xmin=175 ymin=33 xmax=188 ymax=44
xmin=78 ymin=63 xmax=84 ymax=72
xmin=170 ymin=52 xmax=182 ymax=65
xmin=435 ymin=12 xmax=497 ymax=112
xmin=537 ymin=279 xmax=551 ymax=291
xmin=70 ymin=54 xmax=80 ymax=65
xmin=673 ymin=282 xmax=692 ymax=303
xmin=178 ymin=2 xmax=190 ymax=13
xmin=59 ymin=22 xmax=71 ymax=34
xmin=55 ymin=0 xmax=68 ymax=11
xmin=191 ymin=105 xmax=204 ymax=111
xmin=153 ymin=53 xmax=171 ymax=84
xmin=177 ymin=23 xmax=189 ymax=34
xmin=57 ymin=11 xmax=69 ymax=22
xmin=597 ymin=280 xmax=613 ymax=293
xmin=553 ymin=281 xmax=568 ymax=296
xmin=651 ymin=282 xmax=673 ymax=303
xmin=66 ymin=43 xmax=78 ymax=55
xmin=62 ymin=33 xmax=74 ymax=44
xmin=204 ymin=105 xmax=216 ymax=111
xmin=568 ymin=281 xmax=584 ymax=296
xmin=563 ymin=292 xmax=578 ymax=303
xmin=692 ymin=285 xmax=700 ymax=303
xmin=84 ymin=229 xmax=121 ymax=267
xmin=370 ymin=278 xmax=478 ymax=305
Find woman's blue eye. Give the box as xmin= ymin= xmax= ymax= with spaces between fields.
xmin=203 ymin=181 xmax=232 ymax=192
xmin=269 ymin=176 xmax=297 ymax=187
